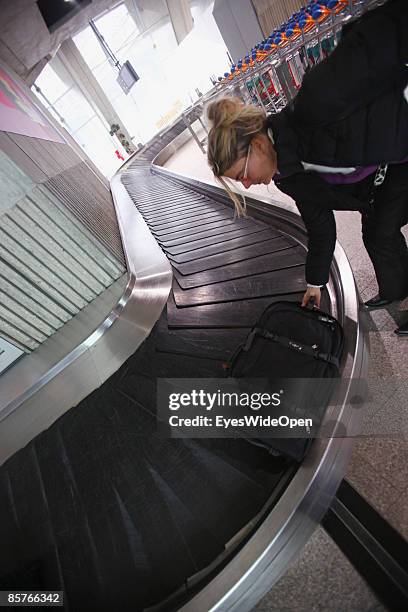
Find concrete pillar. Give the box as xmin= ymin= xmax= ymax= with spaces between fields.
xmin=25 ymin=57 xmax=53 ymax=88
xmin=212 ymin=0 xmax=263 ymax=63
xmin=123 ymin=0 xmax=145 ymax=32
xmin=124 ymin=1 xmax=193 ymax=46
xmin=56 ymin=38 xmax=134 ymax=153
xmin=252 ymin=0 xmax=304 ymax=34
xmin=166 ymin=0 xmax=194 ymax=45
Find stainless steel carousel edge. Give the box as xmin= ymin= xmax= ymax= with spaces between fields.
xmin=0 ymin=165 xmax=172 ymax=466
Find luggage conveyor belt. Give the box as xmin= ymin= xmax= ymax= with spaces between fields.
xmin=0 ymin=117 xmax=366 ymax=612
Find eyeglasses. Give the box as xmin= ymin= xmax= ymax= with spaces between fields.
xmin=243 ymin=144 xmax=251 ymax=181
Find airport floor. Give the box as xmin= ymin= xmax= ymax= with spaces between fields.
xmin=164 ymin=130 xmax=408 ymax=610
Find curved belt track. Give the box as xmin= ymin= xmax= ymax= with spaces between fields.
xmin=0 ymin=114 xmax=360 ymax=612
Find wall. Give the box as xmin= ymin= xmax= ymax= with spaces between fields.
xmin=252 ymin=0 xmax=304 ymax=35
xmin=0 ymin=62 xmax=126 ymax=353
xmin=212 ymin=0 xmax=263 ymax=62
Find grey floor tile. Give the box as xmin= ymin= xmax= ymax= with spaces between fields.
xmin=359 ymin=277 xmax=381 ymax=303
xmin=254 ymin=526 xmax=383 ymax=612
xmin=346 ymin=448 xmax=401 ymax=516
xmin=360 ymin=377 xmax=402 ymax=415
xmin=348 ymin=245 xmax=374 ymax=274
xmin=378 ymin=305 xmax=407 ymax=331
xmin=350 ymin=437 xmax=408 ymax=492
xmin=352 ymin=268 xmax=376 ymax=296
xmin=383 ymin=483 xmax=408 ymax=541
xmin=369 ymin=382 xmax=408 ymax=438
xmin=367 ymin=332 xmax=408 ymax=378
xmin=360 ymin=304 xmax=403 ymax=333
xmin=371 ymin=310 xmax=401 ymax=332
xmin=335 ymin=211 xmax=365 ymax=261
xmin=358 ymin=376 xmax=407 ymax=439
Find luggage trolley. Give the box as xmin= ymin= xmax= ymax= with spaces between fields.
xmin=216 ymin=0 xmax=386 ymax=112
xmin=229 ymin=57 xmax=287 ymax=113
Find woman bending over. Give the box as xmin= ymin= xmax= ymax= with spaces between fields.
xmin=206 ymin=0 xmax=408 ymax=334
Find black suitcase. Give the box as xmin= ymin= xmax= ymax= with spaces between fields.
xmin=226 ymin=301 xmax=344 ymax=461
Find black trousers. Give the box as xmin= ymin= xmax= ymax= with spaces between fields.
xmin=336 ymin=162 xmax=408 ymax=301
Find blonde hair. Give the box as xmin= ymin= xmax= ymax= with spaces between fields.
xmin=205 ymin=96 xmax=267 ymax=216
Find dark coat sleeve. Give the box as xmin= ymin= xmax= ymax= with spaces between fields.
xmin=292 ymin=0 xmax=408 ymax=128
xmin=297 ymin=200 xmax=336 ymax=287
xmin=274 ymin=172 xmax=366 ymax=285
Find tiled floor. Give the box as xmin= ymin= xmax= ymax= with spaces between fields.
xmin=164 ymin=131 xmax=408 ymax=608
xmin=254 ymin=526 xmax=385 ymax=612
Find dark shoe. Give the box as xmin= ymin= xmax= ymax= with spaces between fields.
xmin=395 ymin=320 xmax=408 ymax=336
xmin=364 ymin=294 xmax=393 ymax=309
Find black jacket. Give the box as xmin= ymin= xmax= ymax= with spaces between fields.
xmin=268 ymin=0 xmax=408 ymax=285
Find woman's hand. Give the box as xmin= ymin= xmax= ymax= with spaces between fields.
xmin=301 ymin=286 xmax=321 ymax=308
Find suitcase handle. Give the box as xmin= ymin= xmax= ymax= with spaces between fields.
xmin=305 ymin=296 xmax=317 ymax=310
xmin=245 ymin=328 xmax=340 ymax=368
